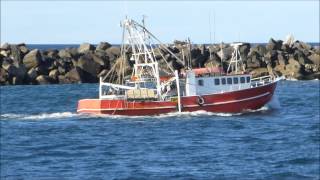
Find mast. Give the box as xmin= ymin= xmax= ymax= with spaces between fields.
xmin=100 ymin=17 xmax=185 ymax=101
xmin=187 ymin=37 xmax=192 ymax=70
xmin=227 ymin=43 xmax=245 ymax=74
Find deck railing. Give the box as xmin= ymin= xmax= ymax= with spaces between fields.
xmin=251 ymin=75 xmax=274 ymax=87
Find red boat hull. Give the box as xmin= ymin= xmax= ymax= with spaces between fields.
xmin=77 ymin=81 xmax=277 ymax=116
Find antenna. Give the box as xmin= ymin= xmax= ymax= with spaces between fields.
xmin=213 ymin=10 xmax=216 ymax=44
xmin=220 ymin=41 xmax=223 ymax=75
xmin=142 ymin=15 xmax=147 ymax=40
xmin=209 ymin=12 xmax=212 ymax=45
xmin=123 ymin=1 xmax=128 ymax=18
xmin=142 ymin=14 xmax=146 ymax=27
xmin=208 ymin=12 xmax=212 ymax=60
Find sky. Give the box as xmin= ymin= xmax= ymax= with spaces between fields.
xmin=1 ymin=1 xmax=319 ymax=44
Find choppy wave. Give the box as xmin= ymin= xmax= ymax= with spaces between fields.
xmin=0 ymin=112 xmax=79 ymax=120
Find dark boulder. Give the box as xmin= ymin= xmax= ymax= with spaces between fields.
xmin=239 ymin=43 xmax=251 ymax=59
xmin=274 ymin=64 xmax=286 ymax=76
xmin=27 ymin=68 xmax=38 ymax=82
xmin=65 ymin=67 xmax=83 ymax=83
xmin=58 ymin=66 xmax=67 ymax=75
xmin=250 ymin=68 xmax=269 ymax=78
xmin=106 ymin=46 xmax=121 ymax=61
xmin=205 ymin=59 xmax=221 ymax=68
xmin=23 ymin=49 xmax=41 ymax=69
xmin=94 ymin=50 xmax=110 ymax=68
xmin=277 ymin=53 xmax=287 ymax=66
xmin=255 ymin=45 xmax=267 ymax=56
xmin=293 ymin=41 xmax=311 ymax=51
xmin=308 ymin=54 xmax=320 ymax=65
xmin=96 ymin=42 xmax=112 ymax=51
xmin=1 ymin=43 xmax=10 ymax=50
xmin=97 ymin=69 xmax=108 ymax=78
xmin=192 ymin=54 xmax=208 ymax=68
xmin=92 ymin=53 xmax=109 ymax=67
xmin=0 ymin=49 xmax=8 ymax=58
xmin=217 ymin=46 xmax=233 ymax=60
xmin=19 ymin=45 xmax=29 ymax=55
xmin=1 ymin=58 xmax=13 ymax=71
xmin=6 ymin=64 xmax=27 ymax=80
xmin=36 ymin=75 xmax=53 ymax=85
xmin=10 ymin=45 xmax=23 ymax=63
xmin=49 ymin=69 xmax=59 ymax=80
xmin=205 ymin=52 xmax=222 ymax=68
xmin=0 ymin=68 xmax=9 ymax=85
xmin=246 ymin=53 xmax=262 ymax=69
xmin=78 ymin=43 xmax=95 ymax=54
xmin=266 ymin=38 xmax=282 ymax=51
xmin=11 ymin=76 xmax=24 ymax=85
xmin=35 ymin=64 xmax=49 ymax=75
xmin=58 ymin=75 xmax=70 ymax=84
xmin=168 ymin=46 xmax=180 ymax=54
xmin=174 ymin=40 xmax=187 ymax=46
xmin=76 ymin=54 xmax=100 ymax=81
xmin=170 ymin=59 xmax=184 ymax=70
xmin=58 ymin=49 xmax=72 ymax=59
xmin=285 ymin=58 xmax=302 ymax=79
xmin=68 ymin=48 xmax=80 ymax=59
xmin=190 ymin=48 xmax=201 ymax=59
xmin=46 ymin=49 xmax=59 ymax=59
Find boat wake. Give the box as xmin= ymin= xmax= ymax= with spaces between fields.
xmin=85 ymin=110 xmax=244 ymax=119
xmin=1 ymin=104 xmax=275 ymax=121
xmin=157 ymin=111 xmax=242 ymax=118
xmin=0 ymin=112 xmax=80 ymax=120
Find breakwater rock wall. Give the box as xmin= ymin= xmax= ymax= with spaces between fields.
xmin=0 ymin=38 xmax=319 ymax=85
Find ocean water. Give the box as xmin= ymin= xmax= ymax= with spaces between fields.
xmin=0 ymin=81 xmax=319 ymax=179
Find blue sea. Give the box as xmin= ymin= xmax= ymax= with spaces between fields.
xmin=0 ymin=80 xmax=319 ymax=179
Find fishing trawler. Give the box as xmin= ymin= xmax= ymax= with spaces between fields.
xmin=77 ymin=17 xmax=282 ymax=116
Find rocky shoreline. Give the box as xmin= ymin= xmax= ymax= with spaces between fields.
xmin=0 ymin=38 xmax=319 ymax=85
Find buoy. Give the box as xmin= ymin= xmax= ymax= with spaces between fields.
xmin=197 ymin=96 xmax=205 ymax=106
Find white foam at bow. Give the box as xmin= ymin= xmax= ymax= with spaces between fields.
xmin=267 ymin=94 xmax=281 ymax=109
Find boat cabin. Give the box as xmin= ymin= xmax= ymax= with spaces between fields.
xmin=184 ymin=70 xmax=252 ymax=96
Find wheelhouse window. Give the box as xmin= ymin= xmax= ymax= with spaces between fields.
xmin=227 ymin=78 xmax=232 ymax=84
xmin=246 ymin=76 xmax=251 ymax=83
xmin=214 ymin=78 xmax=220 ymax=85
xmin=221 ymin=78 xmax=226 ymax=85
xmin=233 ymin=77 xmax=239 ymax=84
xmin=240 ymin=77 xmax=245 ymax=83
xmin=198 ymin=79 xmax=204 ymax=86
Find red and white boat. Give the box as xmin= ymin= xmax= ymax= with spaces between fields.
xmin=77 ymin=18 xmax=282 ymax=116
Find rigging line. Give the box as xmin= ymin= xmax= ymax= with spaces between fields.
xmin=156 ymin=47 xmax=175 ymax=73
xmin=130 ymin=19 xmax=185 ymax=66
xmin=112 ymin=100 xmax=121 ymax=115
xmin=102 ymin=60 xmax=117 ymax=82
